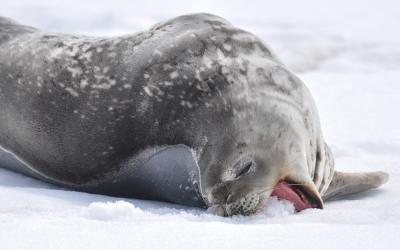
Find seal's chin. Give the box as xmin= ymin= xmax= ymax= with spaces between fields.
xmin=271 ymin=181 xmax=321 ymax=211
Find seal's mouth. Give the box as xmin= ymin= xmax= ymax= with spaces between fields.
xmin=208 ymin=180 xmax=323 ymax=216
xmin=271 ymin=181 xmax=321 ymax=211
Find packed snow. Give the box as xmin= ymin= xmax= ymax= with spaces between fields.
xmin=0 ymin=0 xmax=399 ymax=249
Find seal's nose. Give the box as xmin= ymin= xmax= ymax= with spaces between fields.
xmin=208 ymin=182 xmax=230 ymax=204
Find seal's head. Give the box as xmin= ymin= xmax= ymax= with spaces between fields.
xmin=196 ymin=101 xmax=324 ymax=217
xmin=183 ymin=68 xmax=325 ymax=217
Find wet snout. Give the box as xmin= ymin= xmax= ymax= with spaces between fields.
xmin=209 ymin=192 xmax=263 ymax=217
xmin=207 ymin=181 xmax=266 ymax=216
xmin=226 ymin=193 xmax=260 ymax=216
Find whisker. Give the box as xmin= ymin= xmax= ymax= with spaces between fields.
xmin=286 ymin=183 xmax=311 ymax=187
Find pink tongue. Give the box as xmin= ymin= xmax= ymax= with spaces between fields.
xmin=271 ymin=181 xmax=313 ymax=212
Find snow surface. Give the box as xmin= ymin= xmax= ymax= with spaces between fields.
xmin=0 ymin=0 xmax=400 ymax=249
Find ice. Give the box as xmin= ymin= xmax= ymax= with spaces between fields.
xmin=0 ymin=0 xmax=399 ymax=249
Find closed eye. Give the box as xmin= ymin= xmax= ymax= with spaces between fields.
xmin=236 ymin=161 xmax=253 ymax=177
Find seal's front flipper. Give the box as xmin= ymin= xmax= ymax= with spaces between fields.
xmin=80 ymin=144 xmax=207 ymax=208
xmin=322 ymin=171 xmax=389 ymax=201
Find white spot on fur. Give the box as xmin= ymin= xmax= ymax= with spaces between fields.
xmin=217 ymin=49 xmax=232 ymax=66
xmin=223 ymin=44 xmax=232 ymax=51
xmin=161 ymin=81 xmax=173 ymax=86
xmin=92 ymin=79 xmax=116 ymax=90
xmin=80 ymin=79 xmax=89 ymax=89
xmin=65 ymin=87 xmax=79 ymax=97
xmin=163 ymin=64 xmax=173 ymax=71
xmin=203 ymin=56 xmax=213 ymax=68
xmin=143 ymin=86 xmax=153 ymax=96
xmin=67 ymin=67 xmax=82 ymax=78
xmin=50 ymin=48 xmax=63 ymax=58
xmin=195 ymin=70 xmax=202 ymax=81
xmin=153 ymin=49 xmax=163 ymax=56
xmin=180 ymin=100 xmax=193 ymax=108
xmin=169 ymin=71 xmax=179 ymax=79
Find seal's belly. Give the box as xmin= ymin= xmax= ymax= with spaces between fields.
xmin=0 ymin=143 xmax=206 ymax=208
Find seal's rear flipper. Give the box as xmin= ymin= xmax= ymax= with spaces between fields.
xmin=322 ymin=171 xmax=389 ymax=201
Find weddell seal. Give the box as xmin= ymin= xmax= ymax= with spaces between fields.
xmin=0 ymin=13 xmax=389 ymax=216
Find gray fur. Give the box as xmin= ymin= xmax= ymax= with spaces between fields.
xmin=0 ymin=13 xmax=389 ymax=216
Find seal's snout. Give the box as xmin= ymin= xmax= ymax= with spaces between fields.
xmin=205 ymin=157 xmax=264 ymax=216
xmin=209 ymin=193 xmax=262 ymax=217
xmin=207 ymin=182 xmax=263 ymax=216
xmin=225 ymin=193 xmax=260 ymax=216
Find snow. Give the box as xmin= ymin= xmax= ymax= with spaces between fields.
xmin=1 ymin=0 xmax=400 ymax=249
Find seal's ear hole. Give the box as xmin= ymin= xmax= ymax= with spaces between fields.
xmin=236 ymin=160 xmax=254 ymax=178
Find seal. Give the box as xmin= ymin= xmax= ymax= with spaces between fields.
xmin=0 ymin=14 xmax=389 ymax=216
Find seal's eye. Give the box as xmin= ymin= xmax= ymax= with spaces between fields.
xmin=236 ymin=161 xmax=253 ymax=177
